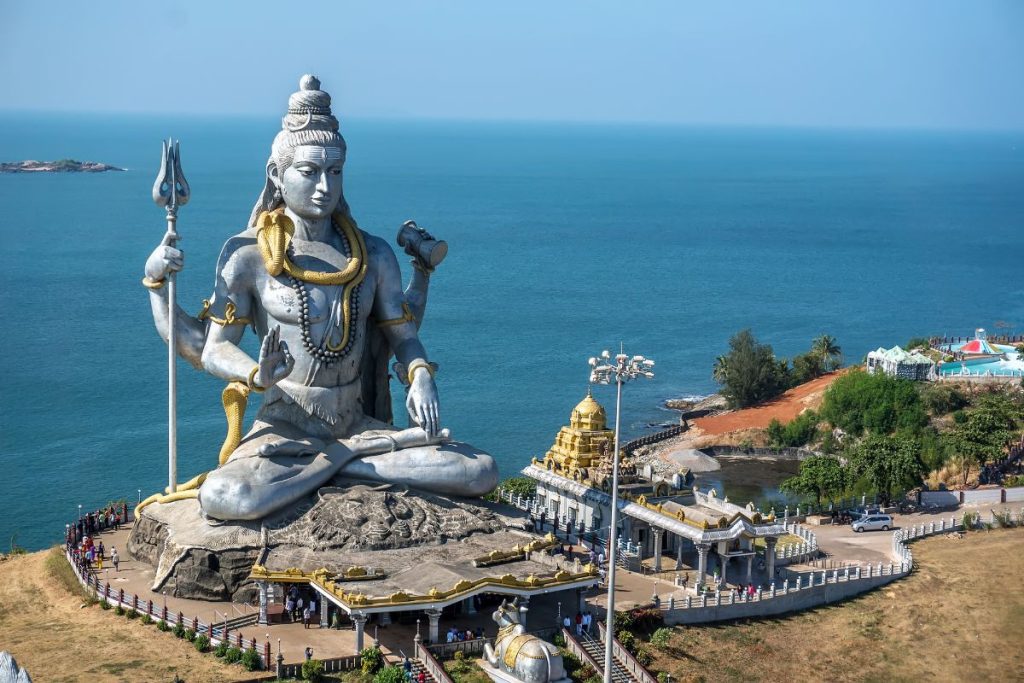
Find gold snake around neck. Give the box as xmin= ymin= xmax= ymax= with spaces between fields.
xmin=256 ymin=208 xmax=369 ymax=353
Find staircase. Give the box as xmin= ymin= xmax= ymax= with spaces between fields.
xmin=409 ymin=659 xmax=439 ymax=683
xmin=577 ymin=632 xmax=633 ymax=683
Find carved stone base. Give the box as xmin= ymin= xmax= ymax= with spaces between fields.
xmin=127 ymin=480 xmax=531 ymax=601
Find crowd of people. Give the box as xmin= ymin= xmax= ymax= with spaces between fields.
xmin=561 ymin=611 xmax=594 ymax=636
xmin=65 ymin=503 xmax=130 ymax=576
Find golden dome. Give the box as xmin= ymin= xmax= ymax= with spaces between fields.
xmin=570 ymin=389 xmax=607 ymax=431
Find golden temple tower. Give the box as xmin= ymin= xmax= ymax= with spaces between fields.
xmin=542 ymin=389 xmax=615 ymax=476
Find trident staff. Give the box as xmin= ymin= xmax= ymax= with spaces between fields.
xmin=151 ymin=139 xmax=190 ymax=493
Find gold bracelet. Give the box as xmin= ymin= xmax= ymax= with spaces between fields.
xmin=142 ymin=276 xmax=166 ymax=290
xmin=406 ymin=360 xmax=435 ymax=385
xmin=246 ymin=366 xmax=265 ymax=393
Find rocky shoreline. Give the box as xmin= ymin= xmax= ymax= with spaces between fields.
xmin=0 ymin=159 xmax=125 ymax=173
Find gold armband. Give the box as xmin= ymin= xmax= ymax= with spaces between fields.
xmin=246 ymin=366 xmax=265 ymax=393
xmin=142 ymin=276 xmax=166 ymax=290
xmin=376 ymin=302 xmax=417 ymax=328
xmin=406 ymin=359 xmax=436 ymax=385
xmin=198 ymin=300 xmax=252 ymax=326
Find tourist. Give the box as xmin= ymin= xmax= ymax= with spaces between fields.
xmin=98 ymin=541 xmax=105 ymax=560
xmin=404 ymin=658 xmax=412 ymax=678
xmin=562 ymin=615 xmax=571 ymax=631
xmin=597 ymin=550 xmax=605 ymax=566
xmin=465 ymin=629 xmax=474 ymax=641
xmin=285 ymin=597 xmax=295 ymax=622
xmin=599 ymin=566 xmax=607 ymax=584
xmin=305 ymin=647 xmax=313 ymax=662
xmin=303 ymin=605 xmax=311 ymax=629
xmin=96 ymin=553 xmax=103 ymax=571
xmin=111 ymin=548 xmax=120 ymax=572
xmin=331 ymin=610 xmax=341 ymax=630
xmin=582 ymin=612 xmax=592 ymax=634
xmin=446 ymin=629 xmax=455 ymax=644
xmin=475 ymin=626 xmax=484 ymax=639
xmin=575 ymin=612 xmax=583 ymax=636
xmin=308 ymin=598 xmax=316 ymax=622
xmin=417 ymin=671 xmax=426 ymax=683
xmin=296 ymin=596 xmax=304 ymax=621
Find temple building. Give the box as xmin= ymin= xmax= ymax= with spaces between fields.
xmin=523 ymin=392 xmax=789 ymax=590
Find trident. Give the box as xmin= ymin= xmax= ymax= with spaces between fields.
xmin=152 ymin=139 xmax=190 ymax=494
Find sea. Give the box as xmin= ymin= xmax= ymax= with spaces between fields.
xmin=1 ymin=113 xmax=1022 ymax=551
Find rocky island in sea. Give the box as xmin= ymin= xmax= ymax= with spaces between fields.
xmin=0 ymin=159 xmax=125 ymax=173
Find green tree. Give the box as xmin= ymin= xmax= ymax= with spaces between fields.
xmin=906 ymin=336 xmax=932 ymax=351
xmin=944 ymin=398 xmax=1017 ymax=485
xmin=714 ymin=329 xmax=789 ymax=409
xmin=791 ymin=351 xmax=825 ymax=385
xmin=819 ymin=370 xmax=927 ymax=436
xmin=780 ymin=455 xmax=846 ymax=506
xmin=811 ymin=334 xmax=843 ymax=372
xmin=847 ymin=434 xmax=925 ymax=504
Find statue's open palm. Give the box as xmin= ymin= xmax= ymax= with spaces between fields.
xmin=406 ymin=369 xmax=440 ymax=436
xmin=258 ymin=325 xmax=294 ymax=389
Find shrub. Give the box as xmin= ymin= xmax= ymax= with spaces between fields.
xmin=617 ymin=630 xmax=637 ymax=652
xmin=100 ymin=599 xmax=111 ymax=610
xmin=184 ymin=628 xmax=196 ymax=642
xmin=634 ymin=646 xmax=654 ymax=666
xmin=374 ymin=665 xmax=405 ymax=683
xmin=302 ymin=658 xmax=325 ymax=682
xmin=613 ymin=610 xmax=636 ymax=632
xmin=1005 ymin=474 xmax=1024 ymax=488
xmin=224 ymin=646 xmax=242 ymax=664
xmin=820 ymin=370 xmax=927 ymax=436
xmin=127 ymin=609 xmax=139 ymax=620
xmin=114 ymin=604 xmax=125 ymax=616
xmin=650 ymin=627 xmax=673 ymax=650
xmin=360 ymin=645 xmax=384 ymax=674
xmin=156 ymin=619 xmax=170 ymax=632
xmin=657 ymin=673 xmax=671 ymax=683
xmin=173 ymin=622 xmax=187 ymax=638
xmin=767 ymin=411 xmax=820 ymax=448
xmin=629 ymin=607 xmax=664 ymax=633
xmin=214 ymin=640 xmax=230 ymax=658
xmin=194 ymin=634 xmax=210 ymax=653
xmin=141 ymin=614 xmax=153 ymax=625
xmin=241 ymin=646 xmax=263 ymax=671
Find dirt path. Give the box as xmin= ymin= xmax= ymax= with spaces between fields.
xmin=691 ymin=371 xmax=842 ymax=437
xmin=0 ymin=549 xmax=251 ymax=683
xmin=648 ymin=527 xmax=1024 ymax=683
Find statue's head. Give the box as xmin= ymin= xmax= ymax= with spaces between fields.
xmin=249 ymin=75 xmax=349 ymax=226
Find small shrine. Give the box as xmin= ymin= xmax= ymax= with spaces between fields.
xmin=540 ymin=389 xmax=614 ymax=478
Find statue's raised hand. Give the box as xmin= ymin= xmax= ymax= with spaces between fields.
xmin=144 ymin=230 xmax=183 ymax=282
xmin=257 ymin=325 xmax=294 ymax=390
xmin=406 ymin=368 xmax=440 ymax=436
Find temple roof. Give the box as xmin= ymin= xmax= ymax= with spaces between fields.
xmin=570 ymin=388 xmax=607 ymax=431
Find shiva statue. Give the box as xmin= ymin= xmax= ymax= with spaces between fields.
xmin=140 ymin=75 xmax=497 ymax=521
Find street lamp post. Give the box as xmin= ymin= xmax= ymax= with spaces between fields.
xmin=589 ymin=347 xmax=654 ymax=683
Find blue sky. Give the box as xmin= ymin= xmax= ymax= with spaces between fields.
xmin=1 ymin=1 xmax=1022 ymax=129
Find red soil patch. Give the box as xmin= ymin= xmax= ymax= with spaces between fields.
xmin=693 ymin=371 xmax=844 ymax=436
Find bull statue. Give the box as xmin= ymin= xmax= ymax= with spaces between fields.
xmin=482 ymin=598 xmax=570 ymax=683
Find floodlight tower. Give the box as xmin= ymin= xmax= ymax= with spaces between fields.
xmin=588 ymin=347 xmax=654 ymax=683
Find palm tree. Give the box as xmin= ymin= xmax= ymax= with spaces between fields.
xmin=812 ymin=334 xmax=842 ymax=372
xmin=712 ymin=354 xmax=729 ymax=384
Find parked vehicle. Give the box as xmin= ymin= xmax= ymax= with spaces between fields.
xmin=852 ymin=514 xmax=893 ymax=532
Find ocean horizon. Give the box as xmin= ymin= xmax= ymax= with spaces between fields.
xmin=1 ymin=113 xmax=1022 ymax=551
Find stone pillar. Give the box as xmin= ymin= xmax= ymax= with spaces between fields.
xmin=675 ymin=538 xmax=684 ymax=570
xmin=720 ymin=555 xmax=728 ymax=585
xmin=320 ymin=599 xmax=328 ymax=628
xmin=257 ymin=581 xmax=269 ymax=626
xmin=576 ymin=588 xmax=587 ymax=613
xmin=746 ymin=555 xmax=753 ymax=585
xmin=425 ymin=608 xmax=442 ymax=644
xmin=695 ymin=542 xmax=710 ymax=590
xmin=464 ymin=597 xmax=477 ymax=615
xmin=518 ymin=596 xmax=530 ymax=628
xmin=352 ymin=613 xmax=368 ymax=653
xmin=651 ymin=528 xmax=663 ymax=572
xmin=765 ymin=538 xmax=777 ymax=585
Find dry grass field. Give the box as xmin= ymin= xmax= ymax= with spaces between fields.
xmin=649 ymin=528 xmax=1024 ymax=683
xmin=0 ymin=547 xmax=250 ymax=683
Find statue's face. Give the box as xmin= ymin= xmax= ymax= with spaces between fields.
xmin=278 ymin=145 xmax=344 ymax=220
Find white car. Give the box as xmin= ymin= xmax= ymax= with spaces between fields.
xmin=851 ymin=514 xmax=893 ymax=532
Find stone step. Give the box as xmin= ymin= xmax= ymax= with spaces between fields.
xmin=578 ymin=633 xmax=634 ymax=683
